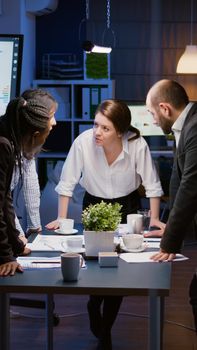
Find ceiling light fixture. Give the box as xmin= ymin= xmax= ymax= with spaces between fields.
xmin=176 ymin=0 xmax=197 ymax=73
xmin=83 ymin=40 xmax=112 ymax=54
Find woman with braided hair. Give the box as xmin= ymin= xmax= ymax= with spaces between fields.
xmin=11 ymin=89 xmax=58 ymax=240
xmin=0 ymin=93 xmax=57 ymax=276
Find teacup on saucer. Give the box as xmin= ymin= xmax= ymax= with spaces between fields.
xmin=58 ymin=218 xmax=74 ymax=233
xmin=67 ymin=236 xmax=83 ymax=250
xmin=122 ymin=234 xmax=143 ymax=250
xmin=121 ymin=242 xmax=148 ymax=253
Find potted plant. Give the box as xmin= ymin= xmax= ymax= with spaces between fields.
xmin=84 ymin=52 xmax=110 ymax=79
xmin=82 ymin=201 xmax=122 ymax=257
xmin=165 ymin=133 xmax=175 ymax=148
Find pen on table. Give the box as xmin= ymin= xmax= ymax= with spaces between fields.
xmin=31 ymin=261 xmax=60 ymax=264
xmin=43 ymin=242 xmax=56 ymax=250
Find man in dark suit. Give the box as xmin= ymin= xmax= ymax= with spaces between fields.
xmin=145 ymin=79 xmax=197 ymax=331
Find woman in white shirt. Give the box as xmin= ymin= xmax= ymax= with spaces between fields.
xmin=46 ymin=99 xmax=164 ymax=350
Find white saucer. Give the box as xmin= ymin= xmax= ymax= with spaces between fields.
xmin=66 ymin=247 xmax=85 ymax=253
xmin=54 ymin=229 xmax=78 ymax=235
xmin=121 ymin=242 xmax=148 ymax=253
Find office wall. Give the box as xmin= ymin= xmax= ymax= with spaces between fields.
xmin=35 ymin=0 xmax=197 ymax=101
xmin=86 ymin=0 xmax=197 ymax=101
xmin=35 ymin=0 xmax=85 ymax=78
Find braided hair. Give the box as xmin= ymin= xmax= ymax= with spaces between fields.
xmin=1 ymin=95 xmax=54 ymax=176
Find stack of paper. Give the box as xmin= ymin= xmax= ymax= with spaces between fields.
xmin=17 ymin=256 xmax=61 ymax=269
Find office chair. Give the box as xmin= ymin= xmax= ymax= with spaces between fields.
xmin=10 ymin=296 xmax=60 ymax=326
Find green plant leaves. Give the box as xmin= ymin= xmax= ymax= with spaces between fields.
xmin=82 ymin=201 xmax=122 ymax=231
xmin=85 ymin=53 xmax=108 ymax=79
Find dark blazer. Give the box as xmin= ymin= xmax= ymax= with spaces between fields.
xmin=0 ymin=136 xmax=24 ymax=263
xmin=161 ymin=103 xmax=197 ymax=252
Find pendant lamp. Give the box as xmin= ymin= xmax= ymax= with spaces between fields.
xmin=81 ymin=0 xmax=112 ymax=54
xmin=176 ymin=0 xmax=197 ymax=73
xmin=83 ymin=40 xmax=112 ymax=53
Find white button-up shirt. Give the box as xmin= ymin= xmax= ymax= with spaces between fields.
xmin=172 ymin=102 xmax=194 ymax=147
xmin=56 ymin=129 xmax=163 ymax=199
xmin=11 ymin=158 xmax=41 ymax=234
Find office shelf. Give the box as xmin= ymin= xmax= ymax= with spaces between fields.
xmin=33 ymin=79 xmax=115 ymax=153
xmin=33 ymin=79 xmax=115 ymax=187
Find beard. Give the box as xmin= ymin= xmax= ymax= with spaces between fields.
xmin=159 ymin=118 xmax=172 ymax=135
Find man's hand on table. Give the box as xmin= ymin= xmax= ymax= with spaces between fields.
xmin=143 ymin=226 xmax=177 ymax=261
xmin=150 ymin=249 xmax=176 ymax=262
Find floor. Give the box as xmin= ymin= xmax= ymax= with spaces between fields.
xmin=10 ymin=244 xmax=197 ymax=350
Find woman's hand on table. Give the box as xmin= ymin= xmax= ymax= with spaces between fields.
xmin=144 ymin=218 xmax=166 ymax=238
xmin=0 ymin=261 xmax=23 ymax=276
xmin=19 ymin=247 xmax=31 ymax=256
xmin=149 ymin=218 xmax=166 ymax=230
xmin=26 ymin=227 xmax=42 ymax=236
xmin=19 ymin=234 xmax=28 ymax=245
xmin=45 ymin=219 xmax=59 ymax=230
xmin=144 ymin=227 xmax=164 ymax=238
xmin=143 ymin=222 xmax=165 ymax=239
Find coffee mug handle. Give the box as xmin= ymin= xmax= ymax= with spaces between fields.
xmin=79 ymin=255 xmax=84 ymax=268
xmin=131 ymin=219 xmax=136 ymax=234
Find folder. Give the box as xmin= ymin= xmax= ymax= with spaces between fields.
xmin=82 ymin=87 xmax=90 ymax=119
xmin=90 ymin=87 xmax=100 ymax=119
xmin=100 ymin=87 xmax=109 ymax=101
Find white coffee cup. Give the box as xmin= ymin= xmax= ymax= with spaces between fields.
xmin=127 ymin=214 xmax=143 ymax=234
xmin=59 ymin=218 xmax=74 ymax=233
xmin=122 ymin=234 xmax=143 ymax=250
xmin=67 ymin=236 xmax=83 ymax=250
xmin=61 ymin=253 xmax=83 ymax=281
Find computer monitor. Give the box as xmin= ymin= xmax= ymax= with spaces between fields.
xmin=128 ymin=104 xmax=164 ymax=136
xmin=0 ymin=34 xmax=23 ymax=116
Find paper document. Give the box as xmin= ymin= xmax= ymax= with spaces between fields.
xmin=120 ymin=251 xmax=189 ymax=263
xmin=144 ymin=241 xmax=160 ymax=249
xmin=17 ymin=255 xmax=86 ymax=269
xmin=17 ymin=256 xmax=61 ymax=269
xmin=27 ymin=234 xmax=85 ymax=252
xmin=144 ymin=237 xmax=161 ymax=242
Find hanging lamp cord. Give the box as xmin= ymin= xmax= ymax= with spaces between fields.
xmin=102 ymin=0 xmax=116 ymax=48
xmin=190 ymin=0 xmax=193 ymax=45
xmin=78 ymin=0 xmax=89 ymax=41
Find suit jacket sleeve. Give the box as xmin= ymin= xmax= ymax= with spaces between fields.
xmin=161 ymin=117 xmax=197 ymax=252
xmin=0 ymin=138 xmax=24 ymax=263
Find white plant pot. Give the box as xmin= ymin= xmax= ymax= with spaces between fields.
xmin=167 ymin=140 xmax=174 ymax=148
xmin=84 ymin=230 xmax=115 ymax=257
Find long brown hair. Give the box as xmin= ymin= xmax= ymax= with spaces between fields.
xmin=95 ymin=99 xmax=140 ymax=141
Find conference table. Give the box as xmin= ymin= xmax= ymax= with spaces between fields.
xmin=0 ymin=231 xmax=172 ymax=350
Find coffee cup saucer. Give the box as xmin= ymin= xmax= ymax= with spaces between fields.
xmin=120 ymin=242 xmax=148 ymax=253
xmin=66 ymin=247 xmax=85 ymax=253
xmin=54 ymin=229 xmax=78 ymax=235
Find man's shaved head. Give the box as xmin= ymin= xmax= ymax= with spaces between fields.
xmin=147 ymin=79 xmax=189 ymax=109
